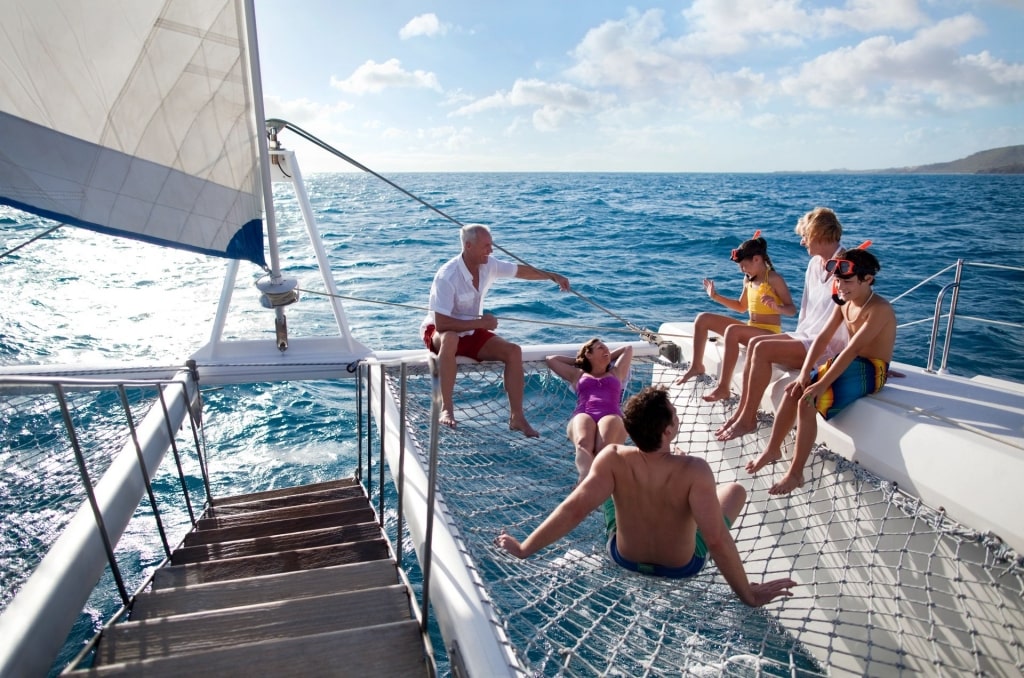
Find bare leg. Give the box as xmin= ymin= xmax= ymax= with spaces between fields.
xmin=477 ymin=336 xmax=539 ymax=437
xmin=676 ymin=313 xmax=739 ymax=384
xmin=717 ymin=482 xmax=747 ymax=525
xmin=718 ymin=336 xmax=807 ymax=441
xmin=567 ymin=414 xmax=598 ymax=482
xmin=433 ymin=331 xmax=461 ymax=428
xmin=769 ymin=397 xmax=818 ymax=495
xmin=745 ymin=387 xmax=799 ymax=474
xmin=596 ymin=414 xmax=627 ymax=448
xmin=704 ymin=325 xmax=769 ymax=402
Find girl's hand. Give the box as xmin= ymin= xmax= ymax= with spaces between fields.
xmin=760 ymin=294 xmax=777 ymax=310
xmin=703 ymin=278 xmax=716 ymax=298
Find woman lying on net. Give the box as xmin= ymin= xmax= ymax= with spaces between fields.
xmin=546 ymin=339 xmax=633 ymax=484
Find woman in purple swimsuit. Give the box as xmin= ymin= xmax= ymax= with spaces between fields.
xmin=546 ymin=339 xmax=633 ymax=483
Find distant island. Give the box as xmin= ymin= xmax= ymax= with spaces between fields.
xmin=847 ymin=144 xmax=1024 ymax=174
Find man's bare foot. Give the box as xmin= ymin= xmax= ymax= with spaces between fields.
xmin=674 ymin=364 xmax=704 ymax=385
xmin=439 ymin=408 xmax=457 ymax=429
xmin=768 ymin=471 xmax=804 ymax=495
xmin=745 ymin=448 xmax=781 ymax=474
xmin=702 ymin=386 xmax=731 ymax=402
xmin=717 ymin=419 xmax=757 ymax=441
xmin=509 ymin=416 xmax=540 ymax=438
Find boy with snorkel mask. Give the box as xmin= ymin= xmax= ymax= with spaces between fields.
xmin=745 ymin=247 xmax=897 ymax=495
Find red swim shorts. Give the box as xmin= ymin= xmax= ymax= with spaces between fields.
xmin=422 ymin=325 xmax=496 ymax=361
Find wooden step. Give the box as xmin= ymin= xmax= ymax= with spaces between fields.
xmin=131 ymin=559 xmax=399 ymax=620
xmin=68 ymin=621 xmax=429 ymax=677
xmin=207 ymin=485 xmax=366 ymax=515
xmin=210 ymin=478 xmax=358 ymax=507
xmin=153 ymin=539 xmax=390 ymax=588
xmin=171 ymin=521 xmax=382 ymax=565
xmin=195 ymin=495 xmax=369 ymax=530
xmin=96 ymin=585 xmax=413 ymax=664
xmin=185 ymin=506 xmax=376 ymax=546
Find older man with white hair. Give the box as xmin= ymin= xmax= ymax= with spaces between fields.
xmin=421 ymin=224 xmax=570 ymax=436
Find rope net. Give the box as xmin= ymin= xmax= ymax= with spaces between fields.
xmin=382 ymin=355 xmax=1024 ymax=677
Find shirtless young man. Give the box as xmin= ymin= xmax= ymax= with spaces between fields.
xmin=496 ymin=386 xmax=796 ymax=607
xmin=421 ymin=224 xmax=570 ymax=436
xmin=715 ymin=207 xmax=848 ymax=441
xmin=746 ymin=248 xmax=896 ymax=495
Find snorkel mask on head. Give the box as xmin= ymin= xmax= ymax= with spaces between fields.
xmin=731 ymin=230 xmax=766 ymax=282
xmin=830 ymin=240 xmax=872 ymax=306
xmin=730 ymin=230 xmax=761 ymax=262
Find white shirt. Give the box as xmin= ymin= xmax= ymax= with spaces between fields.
xmin=421 ymin=254 xmax=518 ymax=336
xmin=791 ymin=245 xmax=849 ymax=356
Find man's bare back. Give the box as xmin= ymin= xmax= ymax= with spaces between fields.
xmin=600 ymin=444 xmax=703 ymax=568
xmin=496 ymin=387 xmax=795 ymax=607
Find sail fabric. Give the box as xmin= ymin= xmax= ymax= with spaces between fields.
xmin=0 ymin=0 xmax=266 ymax=266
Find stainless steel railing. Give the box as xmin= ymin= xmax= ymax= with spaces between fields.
xmin=893 ymin=259 xmax=1024 ymax=375
xmin=0 ymin=371 xmax=203 ymax=677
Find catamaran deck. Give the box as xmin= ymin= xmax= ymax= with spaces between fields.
xmin=63 ymin=478 xmax=431 ymax=676
xmin=367 ymin=343 xmax=1024 ymax=676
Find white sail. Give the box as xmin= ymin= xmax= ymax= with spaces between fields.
xmin=0 ymin=0 xmax=266 ymax=266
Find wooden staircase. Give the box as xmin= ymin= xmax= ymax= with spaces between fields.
xmin=65 ymin=478 xmax=432 ymax=677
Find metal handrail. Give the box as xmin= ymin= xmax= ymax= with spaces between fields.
xmin=0 ymin=373 xmax=202 ymax=677
xmin=902 ymin=259 xmax=1024 ymax=375
xmin=925 ymin=260 xmax=963 ymax=373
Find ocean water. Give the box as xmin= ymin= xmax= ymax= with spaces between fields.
xmin=4 ymin=172 xmax=1022 ymax=379
xmin=2 ymin=171 xmax=1023 ymax=673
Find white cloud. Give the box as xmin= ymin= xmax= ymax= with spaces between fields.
xmin=262 ymin=95 xmax=354 ymax=134
xmin=566 ymin=9 xmax=696 ymax=89
xmin=399 ymin=13 xmax=448 ymax=39
xmin=451 ymin=79 xmax=614 ymax=130
xmin=330 ymin=59 xmax=441 ymax=94
xmin=780 ymin=14 xmax=1024 ymax=113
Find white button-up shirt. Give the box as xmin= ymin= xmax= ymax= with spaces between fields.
xmin=421 ymin=254 xmax=518 ymax=336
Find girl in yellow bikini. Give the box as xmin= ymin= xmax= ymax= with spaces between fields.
xmin=676 ymin=233 xmax=797 ymax=402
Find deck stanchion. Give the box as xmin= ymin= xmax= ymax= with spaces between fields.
xmin=356 ymin=362 xmax=365 ymax=482
xmin=396 ymin=362 xmax=408 ymax=568
xmin=156 ymin=386 xmax=197 ymax=526
xmin=118 ymin=385 xmax=171 ymax=559
xmin=421 ymin=354 xmax=442 ymax=633
xmin=379 ymin=363 xmax=387 ymax=524
xmin=939 ymin=259 xmax=964 ymax=374
xmin=56 ymin=385 xmax=130 ymax=607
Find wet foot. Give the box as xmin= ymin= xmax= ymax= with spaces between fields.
xmin=439 ymin=408 xmax=457 ymax=429
xmin=769 ymin=471 xmax=804 ymax=495
xmin=674 ymin=364 xmax=705 ymax=385
xmin=745 ymin=448 xmax=781 ymax=474
xmin=510 ymin=417 xmax=540 ymax=438
xmin=702 ymin=386 xmax=732 ymax=402
xmin=717 ymin=420 xmax=757 ymax=441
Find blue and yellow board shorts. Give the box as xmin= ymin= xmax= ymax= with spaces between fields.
xmin=811 ymin=355 xmax=889 ymax=420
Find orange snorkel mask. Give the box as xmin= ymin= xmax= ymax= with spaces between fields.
xmin=831 ymin=240 xmax=872 ymax=306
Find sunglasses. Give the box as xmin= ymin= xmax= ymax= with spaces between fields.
xmin=825 ymin=258 xmax=863 ymax=278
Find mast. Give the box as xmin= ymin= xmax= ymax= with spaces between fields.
xmin=243 ymin=0 xmax=297 ymax=350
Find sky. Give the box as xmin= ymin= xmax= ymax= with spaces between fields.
xmin=254 ymin=0 xmax=1024 ymax=173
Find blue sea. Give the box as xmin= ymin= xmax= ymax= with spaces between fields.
xmin=2 ymin=171 xmax=1023 ymax=673
xmin=4 ymin=172 xmax=1022 ymax=379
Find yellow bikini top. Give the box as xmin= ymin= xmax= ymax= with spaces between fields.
xmin=747 ymin=279 xmax=783 ymax=315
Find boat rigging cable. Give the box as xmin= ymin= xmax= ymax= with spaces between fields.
xmin=0 ymin=223 xmax=64 ymax=260
xmin=266 ymin=119 xmax=673 ymax=350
